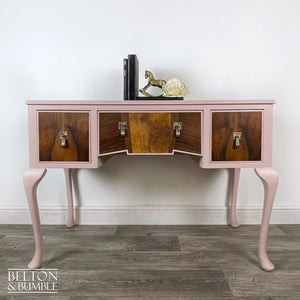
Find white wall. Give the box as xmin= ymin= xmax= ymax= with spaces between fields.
xmin=0 ymin=0 xmax=299 ymax=224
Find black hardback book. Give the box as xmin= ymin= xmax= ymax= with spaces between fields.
xmin=123 ymin=58 xmax=128 ymax=100
xmin=127 ymin=54 xmax=139 ymax=100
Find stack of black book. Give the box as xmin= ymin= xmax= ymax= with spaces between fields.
xmin=123 ymin=54 xmax=183 ymax=100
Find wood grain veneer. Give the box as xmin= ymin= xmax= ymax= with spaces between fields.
xmin=129 ymin=113 xmax=173 ymax=153
xmin=39 ymin=112 xmax=89 ymax=161
xmin=173 ymin=113 xmax=201 ymax=154
xmin=99 ymin=112 xmax=201 ymax=155
xmin=211 ymin=111 xmax=262 ymax=161
xmin=99 ymin=113 xmax=130 ymax=154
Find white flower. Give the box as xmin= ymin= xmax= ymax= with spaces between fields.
xmin=162 ymin=78 xmax=189 ymax=97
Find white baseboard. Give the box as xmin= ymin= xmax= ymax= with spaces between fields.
xmin=0 ymin=205 xmax=299 ymax=225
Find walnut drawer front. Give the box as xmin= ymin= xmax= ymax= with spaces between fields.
xmin=211 ymin=111 xmax=262 ymax=161
xmin=38 ymin=112 xmax=89 ymax=162
xmin=99 ymin=112 xmax=201 ymax=155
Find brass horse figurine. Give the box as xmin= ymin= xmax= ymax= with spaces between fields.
xmin=139 ymin=70 xmax=166 ymax=97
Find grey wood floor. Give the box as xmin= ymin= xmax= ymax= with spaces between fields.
xmin=0 ymin=224 xmax=300 ymax=299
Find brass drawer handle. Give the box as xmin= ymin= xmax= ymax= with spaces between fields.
xmin=233 ymin=131 xmax=242 ymax=149
xmin=118 ymin=121 xmax=127 ymax=137
xmin=173 ymin=122 xmax=182 ymax=138
xmin=59 ymin=131 xmax=68 ymax=148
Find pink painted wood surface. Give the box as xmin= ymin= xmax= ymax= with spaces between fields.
xmin=255 ymin=167 xmax=279 ymax=271
xmin=99 ymin=149 xmax=203 ymax=157
xmin=64 ymin=169 xmax=75 ymax=228
xmin=24 ymin=100 xmax=278 ymax=271
xmin=27 ymin=101 xmax=274 ymax=169
xmin=23 ymin=168 xmax=47 ymax=269
xmin=26 ymin=100 xmax=276 ymax=105
xmin=230 ymin=168 xmax=241 ymax=228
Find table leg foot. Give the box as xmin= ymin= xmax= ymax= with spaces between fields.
xmin=255 ymin=167 xmax=279 ymax=272
xmin=230 ymin=168 xmax=240 ymax=228
xmin=23 ymin=168 xmax=47 ymax=269
xmin=64 ymin=168 xmax=75 ymax=228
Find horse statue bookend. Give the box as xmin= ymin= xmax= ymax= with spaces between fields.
xmin=139 ymin=70 xmax=166 ymax=97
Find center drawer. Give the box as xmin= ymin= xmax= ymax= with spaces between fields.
xmin=99 ymin=112 xmax=201 ymax=155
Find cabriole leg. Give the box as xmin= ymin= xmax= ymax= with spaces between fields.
xmin=23 ymin=168 xmax=47 ymax=269
xmin=255 ymin=167 xmax=279 ymax=271
xmin=64 ymin=168 xmax=75 ymax=228
xmin=230 ymin=168 xmax=241 ymax=228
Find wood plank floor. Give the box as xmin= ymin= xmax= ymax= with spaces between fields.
xmin=0 ymin=225 xmax=299 ymax=299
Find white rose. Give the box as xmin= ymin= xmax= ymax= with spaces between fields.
xmin=162 ymin=78 xmax=189 ymax=97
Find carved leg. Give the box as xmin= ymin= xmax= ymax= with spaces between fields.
xmin=23 ymin=168 xmax=47 ymax=269
xmin=230 ymin=168 xmax=241 ymax=228
xmin=64 ymin=169 xmax=75 ymax=228
xmin=255 ymin=167 xmax=279 ymax=271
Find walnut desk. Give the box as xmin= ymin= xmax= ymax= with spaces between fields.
xmin=23 ymin=100 xmax=278 ymax=271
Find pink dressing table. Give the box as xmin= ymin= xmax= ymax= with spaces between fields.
xmin=23 ymin=100 xmax=278 ymax=271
